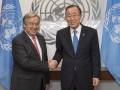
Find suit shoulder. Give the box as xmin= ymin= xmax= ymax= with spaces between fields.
xmin=82 ymin=25 xmax=97 ymax=33
xmin=12 ymin=31 xmax=23 ymax=41
xmin=83 ymin=25 xmax=96 ymax=30
xmin=57 ymin=26 xmax=69 ymax=34
xmin=37 ymin=32 xmax=44 ymax=38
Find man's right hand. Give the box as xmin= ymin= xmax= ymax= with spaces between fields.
xmin=48 ymin=60 xmax=58 ymax=70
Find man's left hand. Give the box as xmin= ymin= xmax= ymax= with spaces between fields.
xmin=93 ymin=78 xmax=99 ymax=86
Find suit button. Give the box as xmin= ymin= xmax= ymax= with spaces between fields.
xmin=74 ymin=67 xmax=76 ymax=70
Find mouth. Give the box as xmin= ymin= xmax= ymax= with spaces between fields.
xmin=30 ymin=28 xmax=37 ymax=32
xmin=70 ymin=22 xmax=76 ymax=25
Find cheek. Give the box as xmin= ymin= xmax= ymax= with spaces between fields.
xmin=78 ymin=17 xmax=82 ymax=22
xmin=37 ymin=26 xmax=40 ymax=28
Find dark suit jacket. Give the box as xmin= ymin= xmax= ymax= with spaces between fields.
xmin=10 ymin=31 xmax=50 ymax=90
xmin=53 ymin=24 xmax=101 ymax=90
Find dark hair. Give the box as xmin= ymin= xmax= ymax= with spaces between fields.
xmin=65 ymin=5 xmax=82 ymax=14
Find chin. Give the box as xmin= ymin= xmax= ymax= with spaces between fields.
xmin=71 ymin=27 xmax=76 ymax=29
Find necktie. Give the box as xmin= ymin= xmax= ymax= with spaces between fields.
xmin=73 ymin=30 xmax=78 ymax=53
xmin=32 ymin=37 xmax=41 ymax=60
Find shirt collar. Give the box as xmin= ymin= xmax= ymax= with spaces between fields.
xmin=25 ymin=30 xmax=36 ymax=39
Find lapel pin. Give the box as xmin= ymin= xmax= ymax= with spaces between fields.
xmin=83 ymin=33 xmax=85 ymax=36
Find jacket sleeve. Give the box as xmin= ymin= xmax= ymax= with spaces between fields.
xmin=53 ymin=31 xmax=63 ymax=64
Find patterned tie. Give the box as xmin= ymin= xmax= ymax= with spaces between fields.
xmin=73 ymin=30 xmax=78 ymax=53
xmin=32 ymin=37 xmax=41 ymax=60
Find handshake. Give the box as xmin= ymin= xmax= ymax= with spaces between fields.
xmin=48 ymin=60 xmax=58 ymax=70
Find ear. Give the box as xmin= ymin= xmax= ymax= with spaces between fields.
xmin=79 ymin=14 xmax=82 ymax=21
xmin=65 ymin=15 xmax=67 ymax=20
xmin=23 ymin=23 xmax=26 ymax=28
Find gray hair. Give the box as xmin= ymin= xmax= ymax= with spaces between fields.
xmin=23 ymin=12 xmax=40 ymax=24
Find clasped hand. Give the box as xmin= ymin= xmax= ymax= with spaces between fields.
xmin=48 ymin=60 xmax=57 ymax=70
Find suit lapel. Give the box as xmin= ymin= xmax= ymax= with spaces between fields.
xmin=22 ymin=31 xmax=40 ymax=59
xmin=64 ymin=27 xmax=75 ymax=55
xmin=76 ymin=25 xmax=86 ymax=56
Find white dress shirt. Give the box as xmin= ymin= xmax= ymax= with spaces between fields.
xmin=70 ymin=24 xmax=82 ymax=42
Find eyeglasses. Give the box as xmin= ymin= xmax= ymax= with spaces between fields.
xmin=66 ymin=14 xmax=80 ymax=19
xmin=27 ymin=22 xmax=40 ymax=26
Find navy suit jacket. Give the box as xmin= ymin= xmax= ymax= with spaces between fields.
xmin=10 ymin=31 xmax=50 ymax=90
xmin=53 ymin=24 xmax=101 ymax=90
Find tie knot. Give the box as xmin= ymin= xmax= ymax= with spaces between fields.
xmin=32 ymin=37 xmax=37 ymax=44
xmin=32 ymin=37 xmax=36 ymax=40
xmin=73 ymin=30 xmax=77 ymax=34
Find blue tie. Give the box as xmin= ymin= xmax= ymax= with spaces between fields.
xmin=73 ymin=30 xmax=78 ymax=53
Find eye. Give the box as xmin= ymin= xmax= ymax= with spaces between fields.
xmin=66 ymin=14 xmax=79 ymax=19
xmin=28 ymin=22 xmax=39 ymax=26
xmin=73 ymin=15 xmax=77 ymax=17
xmin=35 ymin=23 xmax=39 ymax=26
xmin=66 ymin=15 xmax=71 ymax=18
xmin=29 ymin=22 xmax=34 ymax=25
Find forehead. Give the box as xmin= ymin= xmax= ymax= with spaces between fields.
xmin=26 ymin=17 xmax=40 ymax=22
xmin=66 ymin=7 xmax=79 ymax=14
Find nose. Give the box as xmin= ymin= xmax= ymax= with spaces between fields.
xmin=70 ymin=16 xmax=74 ymax=20
xmin=33 ymin=24 xmax=39 ymax=28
